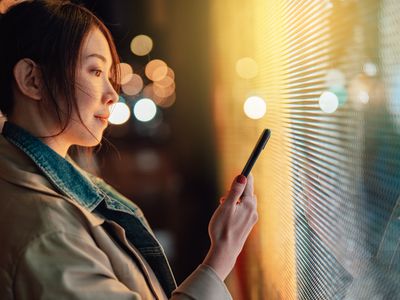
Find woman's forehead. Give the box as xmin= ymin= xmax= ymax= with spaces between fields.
xmin=81 ymin=28 xmax=112 ymax=64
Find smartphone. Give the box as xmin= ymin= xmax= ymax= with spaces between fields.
xmin=241 ymin=128 xmax=271 ymax=177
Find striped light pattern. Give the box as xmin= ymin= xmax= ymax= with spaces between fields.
xmin=211 ymin=0 xmax=400 ymax=299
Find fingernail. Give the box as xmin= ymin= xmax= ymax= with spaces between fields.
xmin=236 ymin=175 xmax=246 ymax=184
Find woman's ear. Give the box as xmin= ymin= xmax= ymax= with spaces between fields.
xmin=13 ymin=58 xmax=43 ymax=100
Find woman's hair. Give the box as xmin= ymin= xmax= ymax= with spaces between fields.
xmin=0 ymin=0 xmax=121 ymax=136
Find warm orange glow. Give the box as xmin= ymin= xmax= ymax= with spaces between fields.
xmin=166 ymin=67 xmax=175 ymax=80
xmin=235 ymin=57 xmax=259 ymax=79
xmin=153 ymin=81 xmax=175 ymax=98
xmin=145 ymin=59 xmax=168 ymax=81
xmin=154 ymin=75 xmax=174 ymax=88
xmin=117 ymin=63 xmax=134 ymax=85
xmin=130 ymin=34 xmax=153 ymax=56
xmin=212 ymin=0 xmax=298 ymax=298
xmin=142 ymin=83 xmax=176 ymax=108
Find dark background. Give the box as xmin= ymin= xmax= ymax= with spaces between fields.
xmin=79 ymin=0 xmax=219 ymax=283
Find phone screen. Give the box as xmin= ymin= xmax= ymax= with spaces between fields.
xmin=241 ymin=128 xmax=271 ymax=177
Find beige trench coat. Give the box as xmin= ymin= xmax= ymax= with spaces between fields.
xmin=0 ymin=134 xmax=232 ymax=300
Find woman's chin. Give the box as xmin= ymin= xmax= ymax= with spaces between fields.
xmin=76 ymin=134 xmax=103 ymax=148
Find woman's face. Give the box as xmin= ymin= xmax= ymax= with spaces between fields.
xmin=62 ymin=27 xmax=118 ymax=148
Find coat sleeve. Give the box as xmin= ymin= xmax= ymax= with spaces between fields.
xmin=14 ymin=230 xmax=143 ymax=300
xmin=89 ymin=177 xmax=233 ymax=299
xmin=171 ymin=264 xmax=233 ymax=300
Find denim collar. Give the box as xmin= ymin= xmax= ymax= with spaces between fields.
xmin=1 ymin=121 xmax=107 ymax=211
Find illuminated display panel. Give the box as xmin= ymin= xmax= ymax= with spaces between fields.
xmin=211 ymin=0 xmax=400 ymax=299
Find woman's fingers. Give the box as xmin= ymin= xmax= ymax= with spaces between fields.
xmin=241 ymin=173 xmax=254 ymax=199
xmin=225 ymin=175 xmax=247 ymax=205
xmin=220 ymin=173 xmax=255 ymax=205
xmin=206 ymin=174 xmax=260 ymax=280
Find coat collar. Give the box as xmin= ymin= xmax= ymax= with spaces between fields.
xmin=2 ymin=121 xmax=107 ymax=212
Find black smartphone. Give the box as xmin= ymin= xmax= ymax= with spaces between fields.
xmin=241 ymin=128 xmax=271 ymax=177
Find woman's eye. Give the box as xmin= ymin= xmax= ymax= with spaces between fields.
xmin=93 ymin=69 xmax=102 ymax=77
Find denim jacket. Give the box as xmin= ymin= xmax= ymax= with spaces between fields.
xmin=1 ymin=121 xmax=178 ymax=296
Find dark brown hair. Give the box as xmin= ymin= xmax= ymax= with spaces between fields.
xmin=0 ymin=0 xmax=120 ymax=136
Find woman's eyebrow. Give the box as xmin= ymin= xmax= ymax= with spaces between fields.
xmin=86 ymin=53 xmax=107 ymax=63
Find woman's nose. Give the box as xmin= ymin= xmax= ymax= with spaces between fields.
xmin=104 ymin=83 xmax=119 ymax=105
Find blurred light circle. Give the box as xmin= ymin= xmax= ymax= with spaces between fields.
xmin=236 ymin=57 xmax=258 ymax=79
xmin=130 ymin=35 xmax=153 ymax=56
xmin=121 ymin=74 xmax=144 ymax=95
xmin=153 ymin=82 xmax=175 ymax=98
xmin=154 ymin=75 xmax=174 ymax=87
xmin=134 ymin=98 xmax=157 ymax=122
xmin=142 ymin=84 xmax=176 ymax=108
xmin=243 ymin=96 xmax=266 ymax=119
xmin=109 ymin=102 xmax=131 ymax=125
xmin=363 ymin=62 xmax=377 ymax=77
xmin=319 ymin=91 xmax=339 ymax=113
xmin=358 ymin=90 xmax=370 ymax=104
xmin=143 ymin=83 xmax=155 ymax=98
xmin=166 ymin=67 xmax=175 ymax=80
xmin=145 ymin=59 xmax=168 ymax=81
xmin=159 ymin=93 xmax=176 ymax=108
xmin=325 ymin=69 xmax=345 ymax=89
xmin=117 ymin=63 xmax=133 ymax=85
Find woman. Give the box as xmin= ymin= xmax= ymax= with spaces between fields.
xmin=0 ymin=1 xmax=258 ymax=299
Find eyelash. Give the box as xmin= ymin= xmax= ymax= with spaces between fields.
xmin=91 ymin=68 xmax=115 ymax=85
xmin=93 ymin=69 xmax=102 ymax=77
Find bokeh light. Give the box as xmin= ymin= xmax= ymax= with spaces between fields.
xmin=348 ymin=74 xmax=372 ymax=107
xmin=363 ymin=62 xmax=377 ymax=77
xmin=358 ymin=90 xmax=370 ymax=104
xmin=166 ymin=67 xmax=175 ymax=80
xmin=145 ymin=59 xmax=168 ymax=81
xmin=142 ymin=84 xmax=177 ymax=108
xmin=121 ymin=74 xmax=144 ymax=96
xmin=319 ymin=91 xmax=339 ymax=113
xmin=130 ymin=34 xmax=153 ymax=56
xmin=117 ymin=63 xmax=133 ymax=85
xmin=325 ymin=69 xmax=346 ymax=89
xmin=236 ymin=57 xmax=259 ymax=79
xmin=154 ymin=75 xmax=174 ymax=88
xmin=134 ymin=98 xmax=157 ymax=122
xmin=157 ymin=93 xmax=176 ymax=108
xmin=109 ymin=102 xmax=131 ymax=125
xmin=243 ymin=96 xmax=267 ymax=119
xmin=153 ymin=82 xmax=176 ymax=98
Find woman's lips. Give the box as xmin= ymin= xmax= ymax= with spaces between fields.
xmin=94 ymin=115 xmax=109 ymax=125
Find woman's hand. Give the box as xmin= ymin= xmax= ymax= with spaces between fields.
xmin=203 ymin=173 xmax=258 ymax=281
